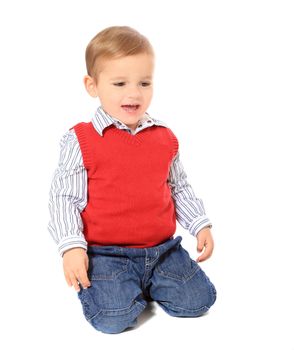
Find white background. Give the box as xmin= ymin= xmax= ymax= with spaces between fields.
xmin=0 ymin=0 xmax=293 ymax=349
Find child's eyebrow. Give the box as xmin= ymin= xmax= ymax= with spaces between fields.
xmin=110 ymin=75 xmax=152 ymax=81
xmin=110 ymin=76 xmax=126 ymax=81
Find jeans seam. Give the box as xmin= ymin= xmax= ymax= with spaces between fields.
xmin=88 ymin=300 xmax=145 ymax=322
xmin=160 ymin=302 xmax=209 ymax=314
xmin=90 ymin=257 xmax=129 ymax=280
xmin=156 ymin=264 xmax=200 ymax=282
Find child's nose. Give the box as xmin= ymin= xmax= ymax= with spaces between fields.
xmin=126 ymin=86 xmax=142 ymax=98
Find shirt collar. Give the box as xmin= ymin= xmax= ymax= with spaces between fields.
xmin=91 ymin=106 xmax=168 ymax=136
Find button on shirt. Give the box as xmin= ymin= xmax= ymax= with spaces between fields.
xmin=48 ymin=106 xmax=212 ymax=256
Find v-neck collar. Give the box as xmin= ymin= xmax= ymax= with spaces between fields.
xmin=109 ymin=124 xmax=155 ymax=145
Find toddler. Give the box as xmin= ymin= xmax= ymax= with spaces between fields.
xmin=48 ymin=26 xmax=216 ymax=334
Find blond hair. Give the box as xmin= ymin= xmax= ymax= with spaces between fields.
xmin=85 ymin=26 xmax=154 ymax=81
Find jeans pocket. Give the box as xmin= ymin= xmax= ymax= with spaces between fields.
xmin=156 ymin=245 xmax=200 ymax=282
xmin=88 ymin=253 xmax=129 ymax=281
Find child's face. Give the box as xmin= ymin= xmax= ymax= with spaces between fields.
xmin=87 ymin=53 xmax=154 ymax=131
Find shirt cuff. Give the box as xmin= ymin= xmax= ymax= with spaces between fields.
xmin=58 ymin=237 xmax=88 ymax=257
xmin=189 ymin=216 xmax=212 ymax=237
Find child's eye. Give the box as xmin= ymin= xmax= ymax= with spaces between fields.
xmin=141 ymin=81 xmax=151 ymax=87
xmin=113 ymin=82 xmax=125 ymax=87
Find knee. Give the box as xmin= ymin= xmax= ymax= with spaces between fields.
xmin=87 ymin=301 xmax=146 ymax=334
xmin=188 ymin=275 xmax=217 ymax=316
xmin=89 ymin=314 xmax=136 ymax=334
xmin=159 ymin=275 xmax=217 ymax=318
xmin=200 ymin=278 xmax=217 ymax=311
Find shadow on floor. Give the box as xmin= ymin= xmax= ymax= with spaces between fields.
xmin=135 ymin=301 xmax=156 ymax=328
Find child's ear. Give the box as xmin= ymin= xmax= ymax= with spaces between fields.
xmin=83 ymin=75 xmax=98 ymax=97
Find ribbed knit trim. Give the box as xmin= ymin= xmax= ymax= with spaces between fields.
xmin=111 ymin=125 xmax=179 ymax=156
xmin=166 ymin=128 xmax=179 ymax=158
xmin=73 ymin=123 xmax=93 ymax=169
xmin=111 ymin=124 xmax=154 ymax=145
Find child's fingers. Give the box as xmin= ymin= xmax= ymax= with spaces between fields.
xmin=62 ymin=249 xmax=90 ymax=291
xmin=63 ymin=269 xmax=90 ymax=291
xmin=69 ymin=273 xmax=81 ymax=292
xmin=197 ymin=250 xmax=209 ymax=262
xmin=197 ymin=243 xmax=213 ymax=262
xmin=197 ymin=242 xmax=204 ymax=253
xmin=77 ymin=270 xmax=91 ymax=289
xmin=197 ymin=236 xmax=205 ymax=253
xmin=64 ymin=269 xmax=81 ymax=291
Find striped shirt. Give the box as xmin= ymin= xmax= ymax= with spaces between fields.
xmin=48 ymin=106 xmax=211 ymax=256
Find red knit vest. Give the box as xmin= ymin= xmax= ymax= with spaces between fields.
xmin=74 ymin=122 xmax=179 ymax=248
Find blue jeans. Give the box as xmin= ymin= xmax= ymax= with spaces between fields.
xmin=77 ymin=236 xmax=216 ymax=334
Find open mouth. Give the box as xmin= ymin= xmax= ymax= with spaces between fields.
xmin=121 ymin=104 xmax=140 ymax=112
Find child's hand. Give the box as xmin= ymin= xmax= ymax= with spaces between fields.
xmin=196 ymin=227 xmax=214 ymax=263
xmin=63 ymin=248 xmax=91 ymax=292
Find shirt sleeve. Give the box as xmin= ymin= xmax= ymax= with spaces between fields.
xmin=48 ymin=130 xmax=88 ymax=256
xmin=168 ymin=151 xmax=212 ymax=236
